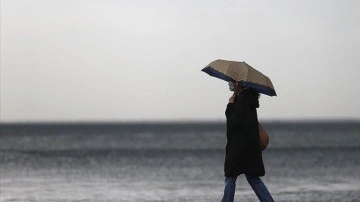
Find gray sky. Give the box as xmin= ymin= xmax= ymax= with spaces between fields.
xmin=1 ymin=0 xmax=360 ymax=122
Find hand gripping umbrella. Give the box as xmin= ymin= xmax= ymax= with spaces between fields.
xmin=202 ymin=59 xmax=277 ymax=96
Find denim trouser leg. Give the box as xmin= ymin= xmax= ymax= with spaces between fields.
xmin=245 ymin=175 xmax=275 ymax=202
xmin=221 ymin=177 xmax=237 ymax=202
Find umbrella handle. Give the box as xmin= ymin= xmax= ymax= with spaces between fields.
xmin=233 ymin=82 xmax=244 ymax=101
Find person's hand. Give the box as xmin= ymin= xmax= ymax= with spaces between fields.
xmin=229 ymin=94 xmax=235 ymax=103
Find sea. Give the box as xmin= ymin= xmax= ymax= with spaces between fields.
xmin=0 ymin=121 xmax=359 ymax=202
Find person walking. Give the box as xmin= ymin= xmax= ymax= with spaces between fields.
xmin=221 ymin=81 xmax=274 ymax=202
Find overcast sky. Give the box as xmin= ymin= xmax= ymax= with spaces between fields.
xmin=1 ymin=0 xmax=359 ymax=122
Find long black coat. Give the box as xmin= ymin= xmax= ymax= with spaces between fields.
xmin=224 ymin=90 xmax=265 ymax=177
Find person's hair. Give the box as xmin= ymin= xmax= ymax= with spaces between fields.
xmin=246 ymin=87 xmax=260 ymax=100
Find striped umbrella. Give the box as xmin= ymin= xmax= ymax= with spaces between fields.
xmin=202 ymin=59 xmax=277 ymax=96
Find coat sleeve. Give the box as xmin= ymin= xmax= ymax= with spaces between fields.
xmin=228 ymin=93 xmax=258 ymax=146
xmin=228 ymin=97 xmax=246 ymax=132
xmin=240 ymin=93 xmax=260 ymax=145
xmin=225 ymin=103 xmax=234 ymax=118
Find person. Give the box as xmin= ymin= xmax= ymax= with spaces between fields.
xmin=221 ymin=81 xmax=274 ymax=202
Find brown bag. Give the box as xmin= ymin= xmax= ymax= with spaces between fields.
xmin=258 ymin=123 xmax=269 ymax=151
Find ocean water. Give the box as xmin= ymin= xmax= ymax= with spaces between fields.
xmin=0 ymin=121 xmax=359 ymax=202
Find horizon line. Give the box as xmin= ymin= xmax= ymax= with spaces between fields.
xmin=1 ymin=118 xmax=359 ymax=125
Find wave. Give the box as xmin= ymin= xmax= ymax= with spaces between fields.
xmin=1 ymin=146 xmax=359 ymax=158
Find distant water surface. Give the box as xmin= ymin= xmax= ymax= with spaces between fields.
xmin=0 ymin=121 xmax=359 ymax=202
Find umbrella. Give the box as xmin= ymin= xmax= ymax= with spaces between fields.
xmin=202 ymin=59 xmax=277 ymax=96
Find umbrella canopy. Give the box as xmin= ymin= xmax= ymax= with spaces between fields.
xmin=202 ymin=59 xmax=277 ymax=96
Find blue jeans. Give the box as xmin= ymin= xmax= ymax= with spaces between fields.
xmin=221 ymin=175 xmax=274 ymax=202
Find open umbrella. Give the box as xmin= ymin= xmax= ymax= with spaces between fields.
xmin=202 ymin=59 xmax=277 ymax=96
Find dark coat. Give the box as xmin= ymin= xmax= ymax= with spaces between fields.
xmin=224 ymin=90 xmax=265 ymax=177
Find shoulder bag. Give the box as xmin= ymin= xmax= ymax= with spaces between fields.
xmin=258 ymin=123 xmax=269 ymax=151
